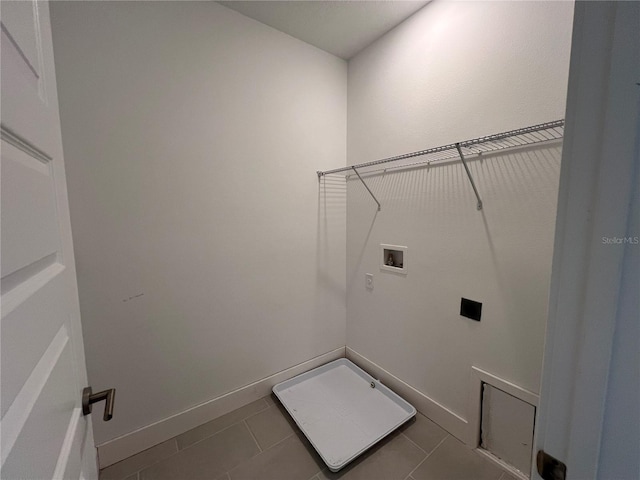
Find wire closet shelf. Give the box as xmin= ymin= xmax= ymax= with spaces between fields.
xmin=317 ymin=119 xmax=564 ymax=211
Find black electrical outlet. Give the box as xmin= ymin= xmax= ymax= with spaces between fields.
xmin=460 ymin=298 xmax=482 ymax=321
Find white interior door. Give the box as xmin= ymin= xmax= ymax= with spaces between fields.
xmin=1 ymin=1 xmax=98 ymax=478
xmin=534 ymin=2 xmax=639 ymax=479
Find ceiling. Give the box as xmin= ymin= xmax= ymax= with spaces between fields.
xmin=217 ymin=1 xmax=430 ymax=60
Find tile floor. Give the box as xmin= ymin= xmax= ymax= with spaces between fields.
xmin=100 ymin=395 xmax=519 ymax=480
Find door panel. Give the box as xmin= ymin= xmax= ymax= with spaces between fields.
xmin=2 ymin=332 xmax=75 ymax=479
xmin=0 ymin=0 xmax=43 ymax=80
xmin=1 ymin=135 xmax=60 ymax=280
xmin=0 ymin=4 xmax=49 ymax=137
xmin=0 ymin=12 xmax=43 ymax=98
xmin=1 ymin=268 xmax=66 ymax=417
xmin=1 ymin=1 xmax=97 ymax=478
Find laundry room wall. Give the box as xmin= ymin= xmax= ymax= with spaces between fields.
xmin=50 ymin=0 xmax=347 ymax=458
xmin=346 ymin=0 xmax=573 ymax=440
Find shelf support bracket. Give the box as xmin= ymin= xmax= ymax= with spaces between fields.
xmin=352 ymin=166 xmax=381 ymax=211
xmin=455 ymin=143 xmax=483 ymax=210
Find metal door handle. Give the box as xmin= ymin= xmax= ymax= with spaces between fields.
xmin=82 ymin=387 xmax=116 ymax=421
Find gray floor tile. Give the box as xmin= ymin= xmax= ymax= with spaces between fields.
xmin=400 ymin=414 xmax=448 ymax=454
xmin=318 ymin=431 xmax=426 ymax=480
xmin=229 ymin=434 xmax=324 ymax=480
xmin=263 ymin=394 xmax=276 ymax=406
xmin=140 ymin=423 xmax=260 ymax=480
xmin=100 ymin=440 xmax=177 ymax=480
xmin=176 ymin=399 xmax=269 ymax=449
xmin=412 ymin=436 xmax=503 ymax=480
xmin=245 ymin=404 xmax=295 ymax=450
xmin=105 ymin=399 xmax=516 ymax=480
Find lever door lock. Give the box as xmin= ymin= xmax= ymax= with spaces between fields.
xmin=82 ymin=387 xmax=116 ymax=421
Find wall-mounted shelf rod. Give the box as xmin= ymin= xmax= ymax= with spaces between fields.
xmin=455 ymin=143 xmax=483 ymax=210
xmin=352 ymin=166 xmax=381 ymax=211
xmin=316 ymin=119 xmax=564 ymax=211
xmin=317 ymin=119 xmax=564 ymax=177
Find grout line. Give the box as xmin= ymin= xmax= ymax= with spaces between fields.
xmin=256 ymin=397 xmax=270 ymax=411
xmin=113 ymin=438 xmax=179 ymax=479
xmin=244 ymin=403 xmax=273 ymax=422
xmin=171 ymin=437 xmax=178 ymax=454
xmin=243 ymin=419 xmax=263 ymax=452
xmin=268 ymin=431 xmax=295 ymax=450
xmin=399 ymin=432 xmax=428 ymax=456
xmin=252 ymin=431 xmax=295 ymax=457
xmin=239 ymin=397 xmax=270 ymax=420
xmin=178 ymin=419 xmax=250 ymax=451
xmin=111 ymin=402 xmax=271 ymax=477
xmin=176 ymin=399 xmax=270 ymax=451
xmin=404 ymin=434 xmax=449 ymax=480
xmin=308 ymin=467 xmax=327 ymax=480
xmin=475 ymin=447 xmax=527 ymax=480
xmin=227 ymin=432 xmax=296 ymax=478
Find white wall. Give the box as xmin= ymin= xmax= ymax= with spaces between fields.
xmin=346 ymin=0 xmax=573 ymax=434
xmin=50 ymin=1 xmax=346 ymax=447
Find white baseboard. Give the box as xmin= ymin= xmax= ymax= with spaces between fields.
xmin=476 ymin=447 xmax=530 ymax=480
xmin=345 ymin=348 xmax=539 ymax=462
xmin=97 ymin=347 xmax=345 ymax=468
xmin=345 ymin=347 xmax=469 ymax=442
xmin=98 ymin=346 xmax=537 ymax=470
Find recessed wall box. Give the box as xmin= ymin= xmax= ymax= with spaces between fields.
xmin=380 ymin=244 xmax=407 ymax=274
xmin=460 ymin=297 xmax=482 ymax=321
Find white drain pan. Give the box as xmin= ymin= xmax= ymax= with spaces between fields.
xmin=272 ymin=358 xmax=416 ymax=472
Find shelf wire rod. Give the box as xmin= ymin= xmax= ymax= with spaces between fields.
xmin=351 ymin=153 xmax=457 ymax=176
xmin=455 ymin=143 xmax=483 ymax=210
xmin=318 ymin=120 xmax=564 ymax=177
xmin=456 ymin=119 xmax=564 ymax=149
xmin=321 ymin=143 xmax=457 ymax=176
xmin=346 ymin=133 xmax=562 ymax=179
xmin=529 ymin=131 xmax=547 ymax=142
xmin=352 ymin=166 xmax=381 ymax=211
xmin=522 ymin=132 xmax=545 ymax=143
